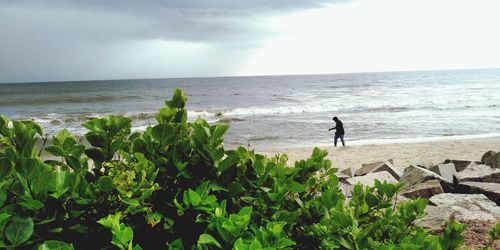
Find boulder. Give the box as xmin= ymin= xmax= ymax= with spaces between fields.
xmin=414 ymin=205 xmax=454 ymax=232
xmin=483 ymin=152 xmax=500 ymax=168
xmin=429 ymin=163 xmax=456 ymax=183
xmin=443 ymin=159 xmax=478 ymax=172
xmin=458 ymin=182 xmax=500 ymax=205
xmin=481 ymin=150 xmax=497 ymax=165
xmin=354 ymin=160 xmax=401 ymax=180
xmin=394 ymin=194 xmax=410 ymax=205
xmin=399 ymin=165 xmax=452 ymax=191
xmin=429 ymin=193 xmax=500 ymax=221
xmin=400 ymin=180 xmax=444 ymax=199
xmin=372 ymin=162 xmax=403 ymax=180
xmin=345 ymin=171 xmax=398 ymax=187
xmin=339 ymin=182 xmax=353 ymax=197
xmin=453 ymin=164 xmax=500 ymax=183
xmin=354 ymin=161 xmax=385 ymax=176
xmin=413 ymin=161 xmax=435 ymax=170
xmin=336 ymin=172 xmax=351 ymax=180
xmin=339 ymin=167 xmax=353 ymax=178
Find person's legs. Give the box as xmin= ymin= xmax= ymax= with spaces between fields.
xmin=340 ymin=134 xmax=345 ymax=146
xmin=334 ymin=134 xmax=339 ymax=147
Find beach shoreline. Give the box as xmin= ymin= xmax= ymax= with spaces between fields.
xmin=258 ymin=135 xmax=500 ymax=170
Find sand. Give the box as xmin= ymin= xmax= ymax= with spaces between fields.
xmin=260 ymin=136 xmax=500 ymax=170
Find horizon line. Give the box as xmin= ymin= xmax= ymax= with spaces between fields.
xmin=1 ymin=66 xmax=499 ymax=85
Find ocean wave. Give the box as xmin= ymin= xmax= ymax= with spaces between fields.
xmin=0 ymin=95 xmax=143 ymax=106
xmin=221 ymin=102 xmax=500 ymax=117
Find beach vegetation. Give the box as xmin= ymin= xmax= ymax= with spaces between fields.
xmin=0 ymin=89 xmax=498 ymax=249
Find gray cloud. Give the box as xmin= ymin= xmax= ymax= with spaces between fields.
xmin=0 ymin=0 xmax=347 ymax=83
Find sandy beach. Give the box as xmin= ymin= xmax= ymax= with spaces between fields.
xmin=261 ymin=136 xmax=500 ymax=170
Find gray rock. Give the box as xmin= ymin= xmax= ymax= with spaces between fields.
xmin=345 ymin=171 xmax=398 ymax=187
xmin=339 ymin=167 xmax=353 ymax=178
xmin=443 ymin=159 xmax=478 ymax=172
xmin=429 ymin=163 xmax=456 ymax=183
xmin=339 ymin=182 xmax=353 ymax=197
xmin=481 ymin=150 xmax=497 ymax=165
xmin=453 ymin=164 xmax=500 ymax=183
xmin=458 ymin=181 xmax=500 ymax=205
xmin=394 ymin=194 xmax=410 ymax=205
xmin=429 ymin=193 xmax=500 ymax=221
xmin=484 ymin=152 xmax=500 ymax=168
xmin=414 ymin=161 xmax=435 ymax=170
xmin=372 ymin=161 xmax=403 ymax=180
xmin=400 ymin=180 xmax=444 ymax=199
xmin=415 ymin=205 xmax=453 ymax=231
xmin=400 ymin=165 xmax=451 ymax=191
xmin=336 ymin=172 xmax=351 ymax=180
xmin=354 ymin=161 xmax=385 ymax=176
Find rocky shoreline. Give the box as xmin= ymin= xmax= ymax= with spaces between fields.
xmin=338 ymin=150 xmax=500 ymax=248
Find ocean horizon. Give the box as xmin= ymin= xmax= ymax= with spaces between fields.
xmin=1 ymin=68 xmax=500 ymax=150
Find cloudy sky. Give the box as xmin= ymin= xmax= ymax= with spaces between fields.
xmin=1 ymin=0 xmax=500 ymax=83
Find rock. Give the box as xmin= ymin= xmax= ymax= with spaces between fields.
xmin=400 ymin=165 xmax=451 ymax=191
xmin=484 ymin=152 xmax=500 ymax=168
xmin=372 ymin=162 xmax=403 ymax=180
xmin=345 ymin=171 xmax=398 ymax=187
xmin=429 ymin=163 xmax=456 ymax=183
xmin=413 ymin=161 xmax=435 ymax=170
xmin=339 ymin=182 xmax=353 ymax=197
xmin=429 ymin=193 xmax=500 ymax=221
xmin=339 ymin=167 xmax=353 ymax=178
xmin=443 ymin=159 xmax=478 ymax=172
xmin=415 ymin=205 xmax=453 ymax=232
xmin=394 ymin=194 xmax=410 ymax=205
xmin=336 ymin=172 xmax=351 ymax=180
xmin=354 ymin=160 xmax=401 ymax=180
xmin=481 ymin=150 xmax=497 ymax=165
xmin=458 ymin=182 xmax=500 ymax=205
xmin=453 ymin=164 xmax=500 ymax=183
xmin=354 ymin=161 xmax=385 ymax=176
xmin=400 ymin=180 xmax=444 ymax=199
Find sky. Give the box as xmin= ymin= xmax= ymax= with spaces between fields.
xmin=1 ymin=0 xmax=500 ymax=83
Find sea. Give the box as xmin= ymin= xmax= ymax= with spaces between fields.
xmin=1 ymin=68 xmax=500 ymax=150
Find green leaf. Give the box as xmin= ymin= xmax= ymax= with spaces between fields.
xmin=98 ymin=176 xmax=114 ymax=192
xmin=111 ymin=140 xmax=126 ymax=153
xmin=197 ymin=234 xmax=221 ymax=248
xmin=84 ymin=148 xmax=106 ymax=162
xmin=114 ymin=226 xmax=133 ymax=247
xmin=65 ymin=155 xmax=81 ymax=171
xmin=0 ymin=182 xmax=8 ymax=207
xmin=188 ymin=189 xmax=202 ymax=207
xmin=288 ymin=181 xmax=305 ymax=193
xmin=38 ymin=240 xmax=74 ymax=250
xmin=151 ymin=124 xmax=175 ymax=144
xmin=44 ymin=146 xmax=65 ymax=157
xmin=49 ymin=187 xmax=69 ymax=199
xmin=166 ymin=88 xmax=187 ymax=109
xmin=98 ymin=213 xmax=121 ymax=232
xmin=19 ymin=198 xmax=45 ymax=211
xmin=0 ymin=157 xmax=12 ymax=179
xmin=218 ymin=155 xmax=239 ymax=172
xmin=0 ymin=213 xmax=11 ymax=225
xmin=5 ymin=216 xmax=34 ymax=247
xmin=213 ymin=124 xmax=229 ymax=139
xmin=365 ymin=193 xmax=380 ymax=208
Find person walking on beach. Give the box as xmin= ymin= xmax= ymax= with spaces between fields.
xmin=329 ymin=116 xmax=345 ymax=147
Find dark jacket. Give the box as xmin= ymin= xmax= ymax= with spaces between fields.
xmin=334 ymin=120 xmax=344 ymax=135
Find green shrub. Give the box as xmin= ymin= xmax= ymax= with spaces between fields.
xmin=0 ymin=89 xmax=497 ymax=249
